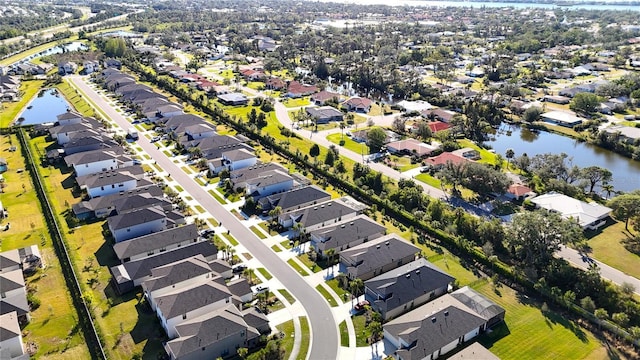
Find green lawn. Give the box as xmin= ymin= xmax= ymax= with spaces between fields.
xmin=326 ymin=278 xmax=350 ymax=303
xmin=194 ymin=205 xmax=205 ymax=214
xmin=250 ymin=225 xmax=268 ymax=239
xmin=175 ymin=185 xmax=184 ymax=192
xmin=428 ymin=253 xmax=479 ymax=287
xmin=457 ymin=139 xmax=499 ymax=165
xmin=415 ymin=173 xmax=443 ymax=188
xmin=282 ymin=97 xmax=310 ymax=108
xmin=276 ymin=320 xmax=295 ymax=360
xmin=586 ymin=220 xmax=640 ymax=279
xmin=352 ymin=315 xmax=370 ymax=347
xmin=277 ymin=289 xmax=296 ymax=305
xmin=222 ymin=232 xmax=239 ymax=246
xmin=181 ymin=166 xmax=192 ymax=174
xmin=271 ymin=245 xmax=282 ymax=252
xmin=339 ymin=320 xmax=350 ymax=347
xmin=257 ymin=267 xmax=272 ymax=280
xmin=280 ymin=240 xmax=292 ymax=249
xmin=207 ymin=217 xmax=219 ymax=227
xmin=296 ymin=253 xmax=321 ymax=273
xmin=287 ymin=259 xmax=310 ymax=276
xmin=474 ymin=281 xmax=606 ymax=360
xmin=327 ymin=133 xmax=369 ymax=155
xmin=258 ymin=221 xmax=280 ymax=236
xmin=0 ymin=80 xmax=45 ymax=128
xmin=1 ymin=133 xmax=90 ymax=359
xmin=297 ymin=317 xmax=310 ymax=360
xmin=208 ymin=189 xmax=228 ymax=204
xmin=315 ymin=284 xmax=339 ymax=307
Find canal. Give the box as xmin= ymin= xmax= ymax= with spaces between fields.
xmin=486 ymin=125 xmax=640 ymax=193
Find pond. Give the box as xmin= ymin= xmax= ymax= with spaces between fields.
xmin=12 ymin=41 xmax=88 ymax=66
xmin=16 ymin=89 xmax=71 ymax=126
xmin=486 ymin=125 xmax=640 ymax=193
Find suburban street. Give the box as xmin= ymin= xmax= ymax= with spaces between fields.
xmin=68 ymin=75 xmax=340 ymax=360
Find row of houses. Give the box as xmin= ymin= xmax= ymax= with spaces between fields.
xmin=0 ymin=75 xmax=21 ymax=102
xmin=0 ymin=245 xmax=43 ymax=360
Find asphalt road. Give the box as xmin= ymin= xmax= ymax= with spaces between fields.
xmin=68 ymin=76 xmax=340 ymax=360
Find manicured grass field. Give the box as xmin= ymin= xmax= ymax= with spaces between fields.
xmin=352 ymin=314 xmax=369 ymax=347
xmin=297 ymin=316 xmax=310 ymax=360
xmin=175 ymin=185 xmax=184 ymax=192
xmin=0 ymin=80 xmax=45 ymax=128
xmin=428 ymin=252 xmax=479 ymax=287
xmin=194 ymin=205 xmax=205 ymax=214
xmin=258 ymin=221 xmax=280 ymax=236
xmin=256 ymin=267 xmax=272 ymax=280
xmin=315 ymin=284 xmax=339 ymax=307
xmin=326 ymin=278 xmax=350 ymax=303
xmin=280 ymin=240 xmax=292 ymax=249
xmin=250 ymin=225 xmax=268 ymax=239
xmin=277 ymin=289 xmax=296 ymax=304
xmin=586 ymin=220 xmax=640 ymax=279
xmin=339 ymin=320 xmax=350 ymax=347
xmin=222 ymin=232 xmax=239 ymax=246
xmin=474 ymin=281 xmax=605 ymax=360
xmin=326 ymin=133 xmax=369 ymax=155
xmin=208 ymin=189 xmax=228 ymax=204
xmin=276 ymin=320 xmax=295 ymax=359
xmin=1 ymin=133 xmax=90 ymax=358
xmin=287 ymin=259 xmax=309 ymax=276
xmin=271 ymin=244 xmax=282 ymax=252
xmin=415 ymin=173 xmax=443 ymax=188
xmin=282 ymin=97 xmax=310 ymax=108
xmin=296 ymin=253 xmax=321 ymax=273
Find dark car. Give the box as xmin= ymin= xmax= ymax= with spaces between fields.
xmin=232 ymin=264 xmax=247 ymax=274
xmin=199 ymin=229 xmax=216 ymax=237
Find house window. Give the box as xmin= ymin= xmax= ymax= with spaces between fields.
xmin=101 ymin=186 xmax=105 ymax=190
xmin=85 ymin=164 xmax=89 ymax=167
xmin=127 ymin=228 xmax=131 ymax=232
xmin=111 ymin=184 xmax=115 ymax=188
xmin=123 ymin=257 xmax=130 ymax=262
xmin=225 ymin=298 xmax=230 ymax=303
xmin=118 ymin=184 xmax=124 ymax=187
xmin=183 ymin=314 xmax=187 ymax=320
xmin=160 ymin=248 xmax=166 ymax=252
xmin=147 ymin=251 xmax=154 ymax=256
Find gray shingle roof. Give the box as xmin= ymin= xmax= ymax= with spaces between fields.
xmin=72 ymin=185 xmax=162 ymax=216
xmin=155 ymin=279 xmax=231 ymax=319
xmin=141 ymin=254 xmax=211 ymax=293
xmin=340 ymin=234 xmax=420 ymax=277
xmin=258 ymin=185 xmax=331 ymax=213
xmin=112 ymin=193 xmax=171 ymax=215
xmin=166 ymin=304 xmax=248 ymax=358
xmin=113 ymin=224 xmax=199 ymax=260
xmin=0 ymin=312 xmax=21 ymax=341
xmin=280 ymin=197 xmax=365 ymax=229
xmin=114 ymin=241 xmax=217 ymax=284
xmin=312 ymin=215 xmax=385 ymax=251
xmin=365 ymin=258 xmax=454 ymax=312
xmin=65 ymin=147 xmax=128 ymax=167
xmin=76 ymin=166 xmax=144 ymax=189
xmin=107 ymin=206 xmax=165 ymax=230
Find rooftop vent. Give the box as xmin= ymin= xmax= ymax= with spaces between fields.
xmin=406 ymin=274 xmax=411 ymax=278
xmin=416 ymin=270 xmax=421 ymax=275
xmin=385 ymin=241 xmax=390 ymax=246
xmin=431 ymin=317 xmax=436 ymax=323
xmin=376 ymin=245 xmax=381 ymax=249
xmin=444 ymin=310 xmax=449 ymax=316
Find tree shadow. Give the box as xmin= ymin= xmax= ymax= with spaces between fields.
xmin=517 ymin=293 xmax=589 ymax=343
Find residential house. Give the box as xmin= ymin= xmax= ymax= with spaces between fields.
xmin=184 ymin=123 xmax=217 ymax=141
xmin=306 ymin=106 xmax=344 ymax=124
xmin=153 ymin=278 xmax=233 ymax=338
xmin=0 ymin=269 xmax=28 ymax=321
xmin=530 ymin=192 xmax=612 ymax=230
xmin=604 ymin=125 xmax=640 ymax=144
xmin=342 ymin=97 xmax=373 ymax=113
xmin=218 ymin=93 xmax=248 ymax=106
xmin=425 ymin=152 xmax=471 ymax=170
xmin=113 ymin=224 xmax=200 ymax=263
xmin=265 ymin=77 xmax=286 ymax=90
xmin=49 ymin=118 xmax=103 ymax=141
xmin=386 ymin=139 xmax=441 ymax=158
xmin=339 ymin=234 xmax=420 ymax=281
xmin=104 ymin=58 xmax=122 ymax=69
xmin=384 ymin=287 xmax=505 ymax=360
xmin=0 ymin=75 xmax=20 ymax=101
xmin=0 ymin=312 xmax=29 ymax=360
xmin=75 ymin=166 xmax=144 ymax=198
xmin=58 ymin=61 xmax=78 ymax=75
xmin=55 ymin=128 xmax=102 ymax=145
xmin=423 ymin=108 xmax=456 ymax=123
xmin=543 ymin=95 xmax=571 ymax=105
xmin=278 ymin=197 xmax=366 ymax=231
xmin=108 ymin=205 xmax=181 ymax=242
xmin=244 ymin=170 xmax=294 ymax=199
xmin=111 ymin=192 xmax=173 ymax=215
xmin=0 ymin=246 xmax=42 ymax=275
xmin=164 ymin=304 xmax=262 ymax=360
xmin=365 ymin=258 xmax=455 ymax=320
xmin=72 ymin=184 xmax=163 ymax=220
xmin=56 ymin=110 xmax=83 ymax=125
xmin=110 ymin=241 xmax=218 ymax=294
xmin=226 ymin=278 xmax=253 ymax=303
xmin=447 ymin=342 xmax=500 ymax=360
xmin=64 ymin=148 xmax=133 ymax=177
xmin=63 ymin=135 xmax=118 ymax=155
xmin=82 ymin=60 xmax=100 ymax=74
xmin=310 ymin=90 xmax=341 ymax=105
xmin=541 ymin=110 xmax=583 ymax=127
xmin=221 ymin=148 xmax=257 ymax=172
xmin=163 ymin=114 xmax=208 ymax=136
xmin=240 ymin=69 xmax=266 ymax=81
xmin=286 ymin=81 xmax=318 ymax=98
xmin=257 ymin=185 xmax=331 ymax=214
xmin=506 ymin=183 xmax=535 ymax=201
xmin=310 ymin=215 xmax=386 ymax=256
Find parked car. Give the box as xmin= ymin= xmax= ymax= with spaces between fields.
xmin=199 ymin=228 xmax=216 ymax=237
xmin=232 ymin=264 xmax=247 ymax=274
xmin=151 ymin=136 xmax=161 ymax=142
xmin=253 ymin=285 xmax=269 ymax=294
xmin=354 ymin=300 xmax=370 ymax=312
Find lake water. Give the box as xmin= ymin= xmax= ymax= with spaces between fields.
xmin=315 ymin=0 xmax=640 ymax=11
xmin=486 ymin=125 xmax=640 ymax=193
xmin=16 ymin=89 xmax=71 ymax=125
xmin=12 ymin=41 xmax=88 ymax=67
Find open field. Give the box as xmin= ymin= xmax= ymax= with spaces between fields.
xmin=1 ymin=133 xmax=90 ymax=359
xmin=474 ymin=281 xmax=608 ymax=360
xmin=326 ymin=133 xmax=369 ymax=155
xmin=586 ymin=220 xmax=640 ymax=279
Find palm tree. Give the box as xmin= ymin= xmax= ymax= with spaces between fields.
xmin=243 ymin=268 xmax=255 ymax=285
xmin=339 ymin=121 xmax=346 ymax=141
xmin=349 ymin=278 xmax=364 ymax=305
xmin=268 ymin=206 xmax=282 ymax=228
xmin=325 ymin=248 xmax=336 ymax=266
xmin=601 ymin=182 xmax=615 ymax=199
xmin=505 ymin=148 xmax=515 ymax=169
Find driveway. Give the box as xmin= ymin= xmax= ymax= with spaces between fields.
xmin=68 ymin=75 xmax=340 ymax=360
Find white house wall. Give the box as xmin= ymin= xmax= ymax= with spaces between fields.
xmin=112 ymin=218 xmax=166 ymax=243
xmin=87 ymin=179 xmax=137 ymax=198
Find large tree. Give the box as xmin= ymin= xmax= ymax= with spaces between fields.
xmin=570 ymin=92 xmax=601 ymax=115
xmin=367 ymin=127 xmax=387 ymax=153
xmin=607 ymin=191 xmax=640 ymax=231
xmin=579 ymin=166 xmax=612 ymax=195
xmin=507 ymin=210 xmax=583 ymax=269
